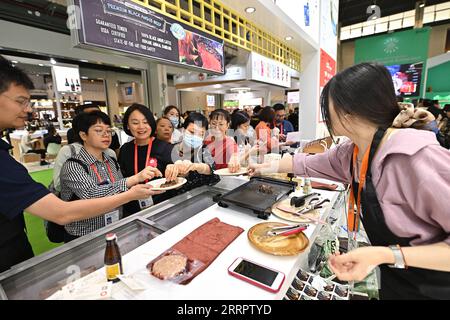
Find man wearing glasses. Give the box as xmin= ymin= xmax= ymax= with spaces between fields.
xmin=0 ymin=56 xmax=157 ymax=273
xmin=273 ymin=103 xmax=295 ymax=143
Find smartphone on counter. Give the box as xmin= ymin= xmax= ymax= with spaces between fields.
xmin=228 ymin=258 xmax=285 ymax=293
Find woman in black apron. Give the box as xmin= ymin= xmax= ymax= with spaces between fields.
xmin=249 ymin=62 xmax=450 ymax=299
xmin=334 ymin=127 xmax=450 ymax=299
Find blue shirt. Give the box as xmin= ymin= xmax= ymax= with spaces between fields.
xmin=0 ymin=139 xmax=50 ymax=272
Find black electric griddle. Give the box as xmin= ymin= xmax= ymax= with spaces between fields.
xmin=213 ymin=177 xmax=296 ymax=219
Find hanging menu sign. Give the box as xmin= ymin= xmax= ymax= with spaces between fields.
xmin=72 ymin=0 xmax=225 ymax=74
xmin=246 ymin=52 xmax=291 ymax=88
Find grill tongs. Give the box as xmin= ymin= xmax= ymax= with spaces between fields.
xmin=266 ymin=224 xmax=309 ymax=237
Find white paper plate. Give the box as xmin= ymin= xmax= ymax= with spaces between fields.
xmin=214 ymin=167 xmax=248 ymax=176
xmin=146 ymin=177 xmax=187 ymax=191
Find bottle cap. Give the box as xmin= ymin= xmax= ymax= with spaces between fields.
xmin=106 ymin=233 xmax=117 ymax=241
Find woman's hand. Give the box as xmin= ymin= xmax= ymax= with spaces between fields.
xmin=174 ymin=160 xmax=193 ymax=176
xmin=247 ymin=162 xmax=275 ymax=176
xmin=228 ymin=154 xmax=241 ymax=173
xmin=328 ymin=247 xmax=394 ymax=282
xmin=127 ymin=184 xmax=164 ymax=201
xmin=127 ymin=167 xmax=162 ymax=187
xmin=165 ymin=164 xmax=179 ymax=182
xmin=137 ymin=166 xmax=162 ymax=183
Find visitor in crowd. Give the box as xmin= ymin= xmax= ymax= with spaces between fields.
xmin=60 ymin=111 xmax=163 ymax=242
xmin=155 ymin=116 xmax=175 ymax=144
xmin=67 ymin=103 xmax=121 ymax=156
xmin=52 ymin=104 xmax=118 ymax=194
xmin=250 ymin=105 xmax=262 ymax=128
xmin=20 ymin=127 xmax=48 ymax=166
xmin=118 ymin=104 xmax=174 ymax=216
xmin=231 ymin=111 xmax=255 ymax=166
xmin=288 ymin=107 xmax=299 ymax=132
xmin=0 ymin=55 xmax=155 ymax=272
xmin=43 ymin=126 xmax=61 ymax=149
xmin=163 ymin=105 xmax=183 ymax=144
xmin=167 ymin=112 xmax=220 ymax=194
xmin=204 ymin=109 xmax=240 ymax=172
xmin=249 ymin=62 xmax=450 ymax=300
xmin=273 ymin=103 xmax=295 ymax=142
xmin=255 ymin=106 xmax=279 ymax=154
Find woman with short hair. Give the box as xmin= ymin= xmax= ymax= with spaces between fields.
xmin=60 ymin=111 xmax=163 ymax=242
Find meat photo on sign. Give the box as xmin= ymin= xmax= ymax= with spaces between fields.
xmin=178 ymin=31 xmax=202 ymax=67
xmin=178 ymin=31 xmax=223 ymax=73
xmin=195 ymin=36 xmax=223 ymax=73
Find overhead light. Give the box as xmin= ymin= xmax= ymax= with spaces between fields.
xmin=285 ymin=36 xmax=293 ymax=41
xmin=79 ymin=59 xmax=89 ymax=63
xmin=371 ymin=5 xmax=376 ymax=9
xmin=419 ymin=3 xmax=425 ymax=8
xmin=120 ymin=65 xmax=130 ymax=69
xmin=245 ymin=7 xmax=256 ymax=14
xmin=50 ymin=58 xmax=56 ymax=65
xmin=213 ymin=84 xmax=222 ymax=89
xmin=81 ymin=76 xmax=88 ymax=79
xmin=11 ymin=60 xmax=18 ymax=64
xmin=231 ymin=87 xmax=251 ymax=92
xmin=38 ymin=63 xmax=44 ymax=66
xmin=35 ymin=11 xmax=41 ymax=17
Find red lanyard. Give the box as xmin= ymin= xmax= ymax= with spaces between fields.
xmin=134 ymin=138 xmax=155 ymax=180
xmin=347 ymin=144 xmax=372 ymax=237
xmin=90 ymin=162 xmax=116 ymax=184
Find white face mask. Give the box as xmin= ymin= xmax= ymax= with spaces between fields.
xmin=169 ymin=116 xmax=179 ymax=128
xmin=183 ymin=132 xmax=203 ymax=149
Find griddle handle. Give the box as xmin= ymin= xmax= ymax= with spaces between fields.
xmin=256 ymin=209 xmax=271 ymax=220
xmin=218 ymin=201 xmax=229 ymax=209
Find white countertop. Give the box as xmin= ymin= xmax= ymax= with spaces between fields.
xmin=50 ymin=180 xmax=342 ymax=300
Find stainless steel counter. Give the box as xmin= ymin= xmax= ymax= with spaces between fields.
xmin=0 ymin=180 xmax=243 ymax=300
xmin=0 ymin=177 xmax=345 ymax=300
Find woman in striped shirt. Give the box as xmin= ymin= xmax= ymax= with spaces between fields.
xmin=60 ymin=111 xmax=163 ymax=242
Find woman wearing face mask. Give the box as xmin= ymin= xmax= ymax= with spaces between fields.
xmin=156 ymin=117 xmax=174 ymax=144
xmin=249 ymin=63 xmax=450 ymax=300
xmin=163 ymin=105 xmax=183 ymax=144
xmin=118 ymin=104 xmax=175 ymax=216
xmin=165 ymin=112 xmax=219 ymax=195
xmin=204 ymin=109 xmax=240 ymax=172
xmin=60 ymin=111 xmax=163 ymax=242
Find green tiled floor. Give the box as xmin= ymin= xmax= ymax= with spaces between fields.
xmin=25 ymin=169 xmax=62 ymax=256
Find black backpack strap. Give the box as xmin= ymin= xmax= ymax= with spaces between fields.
xmin=66 ymin=158 xmax=89 ymax=174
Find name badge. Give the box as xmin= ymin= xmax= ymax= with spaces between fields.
xmin=139 ymin=196 xmax=154 ymax=210
xmin=104 ymin=210 xmax=120 ymax=226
